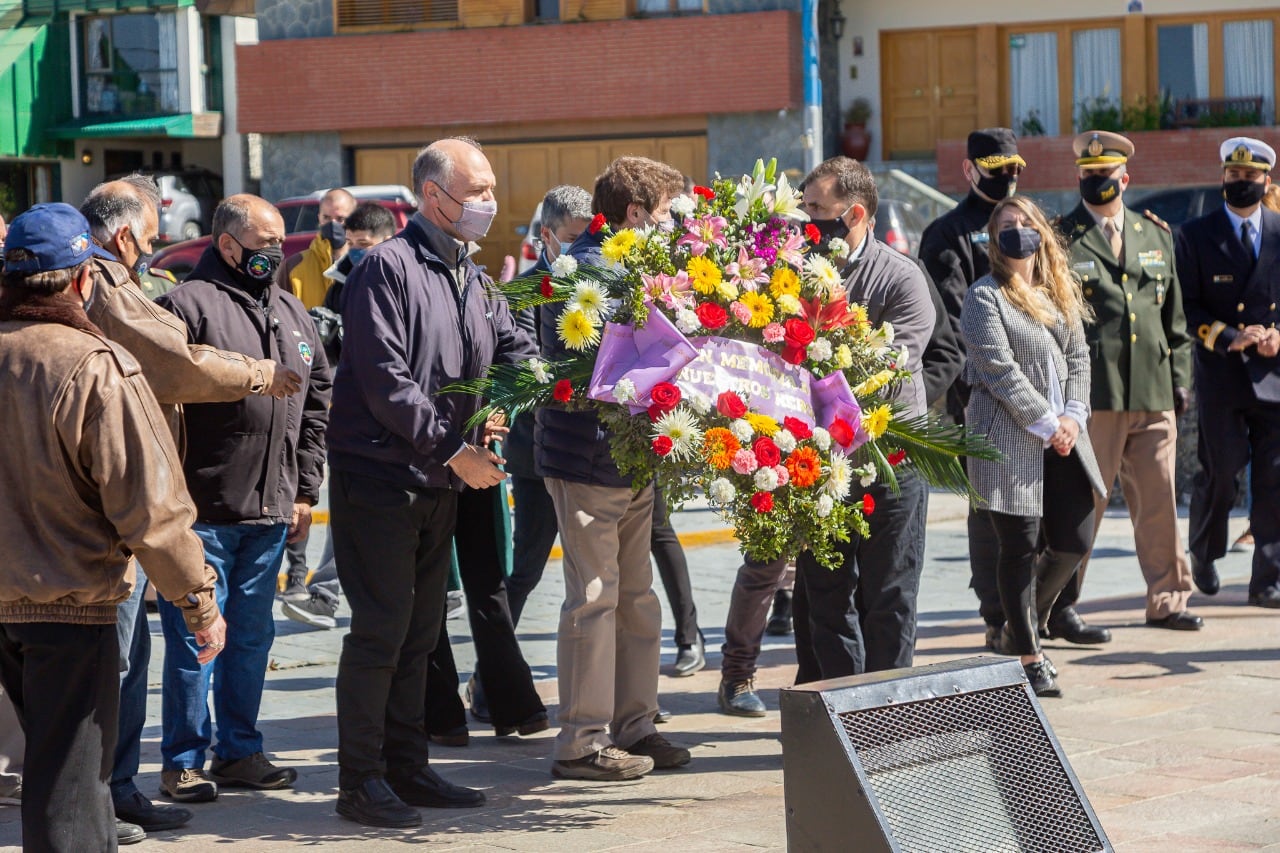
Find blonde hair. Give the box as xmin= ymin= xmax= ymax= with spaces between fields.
xmin=1263 ymin=183 xmax=1280 ymax=214
xmin=987 ymin=195 xmax=1092 ymax=328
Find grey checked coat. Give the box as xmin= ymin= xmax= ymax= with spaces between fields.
xmin=961 ymin=276 xmax=1106 ymax=516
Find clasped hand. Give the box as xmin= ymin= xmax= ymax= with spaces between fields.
xmin=1050 ymin=416 xmax=1079 ymax=457
xmin=1229 ymin=325 xmax=1280 ymax=357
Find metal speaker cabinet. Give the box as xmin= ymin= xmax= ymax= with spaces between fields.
xmin=779 ymin=657 xmax=1111 ymax=853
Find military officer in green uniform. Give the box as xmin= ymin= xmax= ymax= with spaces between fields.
xmin=138 ymin=264 xmax=178 ymax=299
xmin=1055 ymin=130 xmax=1203 ymax=633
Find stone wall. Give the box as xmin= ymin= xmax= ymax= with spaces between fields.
xmin=259 ymin=132 xmax=342 ymax=202
xmin=709 ymin=111 xmax=807 ymax=182
xmin=256 ymin=0 xmax=333 ymax=40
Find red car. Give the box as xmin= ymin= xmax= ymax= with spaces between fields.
xmin=152 ymin=192 xmax=415 ymax=280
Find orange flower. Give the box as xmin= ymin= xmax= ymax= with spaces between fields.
xmin=785 ymin=446 xmax=821 ymax=488
xmin=703 ymin=427 xmax=742 ymax=469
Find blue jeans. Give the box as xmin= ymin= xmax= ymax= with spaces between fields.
xmin=159 ymin=522 xmax=287 ymax=770
xmin=111 ymin=568 xmax=150 ymax=799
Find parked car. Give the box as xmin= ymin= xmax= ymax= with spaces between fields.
xmin=1126 ymin=184 xmax=1221 ymax=232
xmin=275 ymin=185 xmax=416 ymax=233
xmin=874 ymin=197 xmax=927 ymax=256
xmin=516 ymin=202 xmax=543 ymax=275
xmin=113 ymin=168 xmax=223 ymax=243
xmin=151 ymin=192 xmax=414 ymax=281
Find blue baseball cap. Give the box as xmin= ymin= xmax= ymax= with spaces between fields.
xmin=3 ymin=203 xmax=114 ymax=274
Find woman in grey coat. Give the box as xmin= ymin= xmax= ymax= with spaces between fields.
xmin=961 ymin=195 xmax=1107 ymax=698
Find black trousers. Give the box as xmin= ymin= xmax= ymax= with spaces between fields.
xmin=425 ymin=485 xmax=545 ymax=732
xmin=0 ymin=621 xmax=119 ymax=853
xmin=651 ymin=487 xmax=700 ymax=648
xmin=1189 ymin=385 xmax=1280 ymax=596
xmin=796 ymin=473 xmax=929 ymax=680
xmin=505 ymin=473 xmax=560 ymax=628
xmin=981 ymin=450 xmax=1096 ymax=656
xmin=332 ymin=469 xmax=456 ymax=789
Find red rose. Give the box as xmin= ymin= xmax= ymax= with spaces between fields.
xmin=783 ymin=416 xmax=812 ymax=440
xmin=780 ymin=345 xmax=806 ymax=365
xmin=805 ymin=223 xmax=821 ymax=244
xmin=650 ymin=381 xmax=682 ymax=413
xmin=750 ymin=491 xmax=774 ymax=513
xmin=829 ymin=417 xmax=854 ymax=448
xmin=540 ymin=275 xmax=553 ymax=297
xmin=753 ymin=436 xmax=781 ymax=467
xmin=784 ymin=317 xmax=816 ymax=349
xmin=693 ymin=185 xmax=716 ymax=201
xmin=695 ymin=302 xmax=728 ymax=330
xmin=861 ymin=493 xmax=876 ymax=516
xmin=553 ymin=379 xmax=573 ymax=403
xmin=588 ymin=213 xmax=606 ymax=234
xmin=887 ymin=449 xmax=907 ymax=466
xmin=652 ymin=436 xmax=674 ymax=456
xmin=648 ymin=403 xmax=666 ymax=422
xmin=717 ymin=391 xmax=747 ymax=419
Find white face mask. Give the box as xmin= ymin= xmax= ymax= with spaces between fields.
xmin=438 ymin=184 xmax=498 ymax=242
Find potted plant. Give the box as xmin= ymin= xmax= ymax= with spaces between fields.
xmin=840 ymin=97 xmax=873 ymax=160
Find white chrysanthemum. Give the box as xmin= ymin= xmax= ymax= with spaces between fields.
xmin=653 ymin=408 xmax=703 ymax=461
xmin=753 ymin=466 xmax=780 ymax=492
xmin=834 ymin=344 xmax=853 ymax=370
xmin=824 ymin=452 xmax=853 ymax=499
xmin=815 ymin=494 xmax=835 ymax=518
xmin=708 ymin=477 xmax=736 ymax=504
xmin=716 ymin=279 xmax=739 ymax=302
xmin=777 ymin=294 xmax=802 ymax=316
xmin=675 ymin=308 xmax=701 ymax=334
xmin=896 ymin=345 xmax=909 ymax=366
xmin=877 ymin=322 xmax=896 ymax=345
xmin=774 ymin=429 xmax=797 ymax=453
xmin=551 ymin=253 xmax=578 ymax=277
xmin=730 ymin=418 xmax=755 ymax=442
xmin=686 ymin=390 xmax=712 ymax=415
xmin=612 ymin=378 xmax=637 ymax=404
xmin=808 ymin=337 xmax=834 ymax=362
xmin=670 ymin=194 xmax=696 ymax=218
xmin=858 ymin=464 xmax=878 ymax=487
xmin=804 ymin=255 xmax=843 ymax=298
xmin=527 ymin=358 xmax=551 ymax=384
xmin=812 ymin=426 xmax=832 ymax=452
xmin=571 ymin=281 xmax=608 ymax=321
xmin=827 ymin=237 xmax=850 ymax=259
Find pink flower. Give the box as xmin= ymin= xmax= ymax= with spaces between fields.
xmin=762 ymin=322 xmax=785 ymax=343
xmin=777 ymin=230 xmax=807 ymax=267
xmin=724 ymin=245 xmax=769 ymax=291
xmin=730 ymin=301 xmax=752 ymax=325
xmin=773 ymin=464 xmax=790 ymax=487
xmin=676 ymin=215 xmax=729 ymax=256
xmin=642 ymin=270 xmax=694 ymax=310
xmin=731 ymin=449 xmax=759 ymax=475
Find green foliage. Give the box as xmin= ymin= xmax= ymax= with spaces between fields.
xmin=1074 ymin=93 xmax=1175 ymax=133
xmin=1018 ymin=110 xmax=1047 ymax=137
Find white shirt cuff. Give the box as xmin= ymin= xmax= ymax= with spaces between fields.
xmin=1027 ymin=410 xmax=1059 ymax=441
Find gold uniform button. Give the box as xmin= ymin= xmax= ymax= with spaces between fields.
xmin=1126 ymin=292 xmax=1133 ymax=301
xmin=1121 ymin=274 xmax=1129 ymax=282
xmin=1238 ymin=303 xmax=1246 ymax=312
xmin=1130 ymin=313 xmax=1137 ymax=322
xmin=1084 ymin=287 xmax=1094 ymax=296
xmin=1272 ymin=303 xmax=1276 ymax=310
xmin=1239 ymin=323 xmax=1247 ymax=330
xmin=1130 ymin=334 xmax=1138 ymax=342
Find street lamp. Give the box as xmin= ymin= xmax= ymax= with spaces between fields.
xmin=829 ymin=0 xmax=846 ymax=40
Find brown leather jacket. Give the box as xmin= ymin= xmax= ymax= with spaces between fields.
xmin=85 ymin=257 xmax=276 ymax=446
xmin=0 ymin=299 xmax=218 ymax=631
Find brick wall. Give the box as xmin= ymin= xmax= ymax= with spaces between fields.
xmin=937 ymin=126 xmax=1280 ymax=194
xmin=237 ymin=12 xmax=801 ymax=134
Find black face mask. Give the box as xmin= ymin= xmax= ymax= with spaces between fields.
xmin=1079 ymin=174 xmax=1122 ymax=206
xmin=320 ymin=219 xmax=345 ymax=251
xmin=228 ymin=235 xmax=283 ymax=287
xmin=997 ymin=227 xmax=1041 ymax=260
xmin=974 ymin=170 xmax=1017 ymax=202
xmin=134 ymin=251 xmax=155 ymax=278
xmin=1223 ymin=179 xmax=1267 ymax=209
xmin=811 ymin=207 xmax=851 ymax=252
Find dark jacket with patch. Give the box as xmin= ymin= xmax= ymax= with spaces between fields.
xmin=157 ymin=247 xmax=331 ymax=523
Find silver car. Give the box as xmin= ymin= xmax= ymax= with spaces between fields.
xmin=144 ymin=169 xmax=223 ymax=243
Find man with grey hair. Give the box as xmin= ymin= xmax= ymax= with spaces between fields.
xmin=81 ymin=176 xmax=178 ymax=298
xmin=327 ymin=137 xmax=535 ymax=827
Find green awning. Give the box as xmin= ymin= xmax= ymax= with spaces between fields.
xmin=47 ymin=112 xmax=222 ymax=140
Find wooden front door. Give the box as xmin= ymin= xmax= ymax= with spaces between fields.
xmin=882 ymin=27 xmax=980 ymax=159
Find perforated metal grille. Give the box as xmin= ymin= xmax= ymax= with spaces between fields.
xmin=838 ymin=685 xmax=1104 ymax=853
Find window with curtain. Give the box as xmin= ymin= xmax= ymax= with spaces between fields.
xmin=1010 ymin=32 xmax=1059 ymax=136
xmin=1157 ymin=23 xmax=1209 ymax=103
xmin=1224 ymin=20 xmax=1274 ymax=124
xmin=82 ymin=13 xmax=181 ymax=117
xmin=1072 ymin=28 xmax=1121 ymax=130
xmin=635 ymin=0 xmax=703 ymax=13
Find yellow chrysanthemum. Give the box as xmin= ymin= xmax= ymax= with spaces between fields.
xmin=848 ymin=303 xmax=869 ymax=328
xmin=716 ymin=279 xmax=740 ymax=302
xmin=769 ymin=267 xmax=801 ymax=299
xmin=687 ymin=256 xmax=723 ymax=295
xmin=740 ymin=291 xmax=774 ymax=328
xmin=854 ymin=370 xmax=896 ymax=398
xmin=601 ymin=230 xmax=639 ymax=263
xmin=834 ymin=344 xmax=853 ymax=369
xmin=744 ymin=412 xmax=779 ymax=436
xmin=777 ymin=294 xmax=802 ymax=316
xmin=557 ymin=308 xmax=601 ymax=351
xmin=863 ymin=405 xmax=891 ymax=439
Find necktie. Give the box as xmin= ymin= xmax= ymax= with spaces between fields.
xmin=1241 ymin=221 xmax=1256 ymax=259
xmin=1104 ymin=218 xmax=1122 ymax=261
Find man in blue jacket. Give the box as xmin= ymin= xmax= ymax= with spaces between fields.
xmin=326 ymin=137 xmax=535 ymax=827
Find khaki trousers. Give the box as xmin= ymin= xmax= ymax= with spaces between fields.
xmin=1080 ymin=409 xmax=1192 ymax=618
xmin=546 ymin=478 xmax=660 ymax=761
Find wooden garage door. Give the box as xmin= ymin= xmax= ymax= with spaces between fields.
xmin=355 ymin=135 xmax=707 ymax=273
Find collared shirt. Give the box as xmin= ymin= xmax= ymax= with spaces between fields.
xmin=1224 ymin=204 xmax=1263 ymax=258
xmin=1085 ymin=205 xmax=1124 ymax=248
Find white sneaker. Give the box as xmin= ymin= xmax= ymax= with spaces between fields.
xmin=281 ymin=593 xmax=337 ymax=630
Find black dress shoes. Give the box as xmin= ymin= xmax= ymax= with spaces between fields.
xmin=1023 ymin=660 xmax=1062 ymax=698
xmin=336 ymin=777 xmax=421 ymax=828
xmin=388 ymin=766 xmax=485 ymax=809
xmin=1045 ymin=607 xmax=1112 ymax=645
xmin=114 ymin=788 xmax=192 ymax=831
xmin=1146 ymin=611 xmax=1204 ymax=630
xmin=1190 ymin=553 xmax=1220 ymax=596
xmin=1248 ymin=587 xmax=1280 ymax=609
xmin=673 ymin=632 xmax=706 ymax=677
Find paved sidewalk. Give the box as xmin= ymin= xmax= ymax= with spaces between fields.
xmin=1 ymin=494 xmax=1277 ymax=850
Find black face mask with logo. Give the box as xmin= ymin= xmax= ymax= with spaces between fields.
xmin=1079 ymin=174 xmax=1122 ymax=206
xmin=1223 ymin=179 xmax=1267 ymax=209
xmin=227 ymin=235 xmax=284 ymax=290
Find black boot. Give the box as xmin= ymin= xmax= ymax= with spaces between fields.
xmin=765 ymin=590 xmax=793 ymax=636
